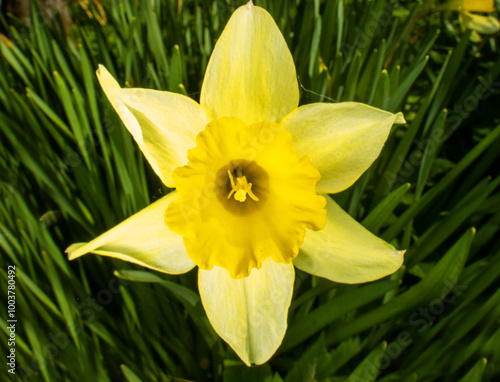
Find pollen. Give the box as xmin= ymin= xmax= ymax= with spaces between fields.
xmin=227 ymin=170 xmax=259 ymax=202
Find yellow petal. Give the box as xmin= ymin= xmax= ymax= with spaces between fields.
xmin=67 ymin=192 xmax=195 ymax=275
xmin=281 ymin=102 xmax=405 ymax=194
xmin=165 ymin=117 xmax=326 ymax=279
xmin=437 ymin=0 xmax=495 ymax=12
xmin=97 ymin=65 xmax=210 ymax=187
xmin=462 ymin=12 xmax=500 ymax=34
xmin=294 ymin=196 xmax=404 ymax=284
xmin=462 ymin=0 xmax=495 ymax=13
xmin=199 ymin=258 xmax=294 ymax=365
xmin=200 ymin=2 xmax=299 ymax=124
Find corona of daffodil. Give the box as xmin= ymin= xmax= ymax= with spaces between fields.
xmin=67 ymin=1 xmax=406 ymax=365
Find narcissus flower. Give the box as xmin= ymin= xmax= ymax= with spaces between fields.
xmin=438 ymin=0 xmax=500 ymax=37
xmin=67 ymin=1 xmax=405 ymax=365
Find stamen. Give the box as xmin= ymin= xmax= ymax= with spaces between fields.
xmin=227 ymin=170 xmax=259 ymax=202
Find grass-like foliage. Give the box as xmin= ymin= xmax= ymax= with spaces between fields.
xmin=1 ymin=0 xmax=499 ymax=381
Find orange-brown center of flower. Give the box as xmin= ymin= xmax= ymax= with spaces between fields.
xmin=214 ymin=159 xmax=269 ymax=216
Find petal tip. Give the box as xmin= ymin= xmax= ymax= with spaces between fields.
xmin=397 ymin=250 xmax=406 ymax=257
xmin=395 ymin=112 xmax=406 ymax=124
xmin=66 ymin=242 xmax=87 ymax=260
xmin=96 ymin=64 xmax=105 ymax=76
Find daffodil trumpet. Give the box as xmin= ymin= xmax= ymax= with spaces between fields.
xmin=67 ymin=1 xmax=406 ymax=366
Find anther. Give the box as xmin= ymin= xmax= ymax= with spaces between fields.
xmin=227 ymin=170 xmax=259 ymax=202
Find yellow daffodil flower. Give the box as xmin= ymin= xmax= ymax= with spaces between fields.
xmin=67 ymin=1 xmax=406 ymax=366
xmin=439 ymin=0 xmax=500 ymax=37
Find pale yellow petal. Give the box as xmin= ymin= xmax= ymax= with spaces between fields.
xmin=462 ymin=12 xmax=500 ymax=34
xmin=294 ymin=196 xmax=404 ymax=284
xmin=67 ymin=192 xmax=195 ymax=275
xmin=97 ymin=65 xmax=210 ymax=187
xmin=470 ymin=30 xmax=483 ymax=42
xmin=200 ymin=3 xmax=299 ymax=124
xmin=199 ymin=259 xmax=294 ymax=365
xmin=281 ymin=102 xmax=405 ymax=194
